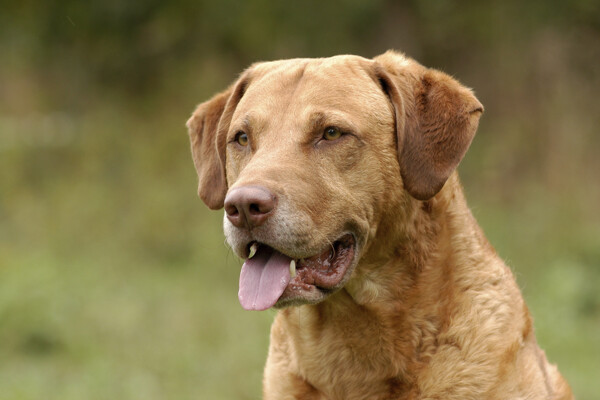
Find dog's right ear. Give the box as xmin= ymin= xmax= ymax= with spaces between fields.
xmin=186 ymin=74 xmax=250 ymax=209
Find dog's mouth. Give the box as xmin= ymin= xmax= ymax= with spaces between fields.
xmin=238 ymin=234 xmax=356 ymax=311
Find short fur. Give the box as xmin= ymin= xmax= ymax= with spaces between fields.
xmin=187 ymin=51 xmax=573 ymax=399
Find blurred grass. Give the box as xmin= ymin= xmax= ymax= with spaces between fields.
xmin=1 ymin=1 xmax=599 ymax=399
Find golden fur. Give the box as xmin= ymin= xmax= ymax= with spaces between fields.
xmin=187 ymin=51 xmax=573 ymax=399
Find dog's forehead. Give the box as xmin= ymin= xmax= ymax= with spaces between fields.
xmin=250 ymin=54 xmax=371 ymax=81
xmin=234 ymin=55 xmax=387 ymax=124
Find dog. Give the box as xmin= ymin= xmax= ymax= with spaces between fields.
xmin=187 ymin=51 xmax=573 ymax=400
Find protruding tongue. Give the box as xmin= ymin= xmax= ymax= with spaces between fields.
xmin=238 ymin=246 xmax=292 ymax=311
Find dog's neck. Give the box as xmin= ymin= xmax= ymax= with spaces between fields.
xmin=277 ymin=173 xmax=500 ymax=394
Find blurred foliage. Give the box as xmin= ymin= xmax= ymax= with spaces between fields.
xmin=1 ymin=1 xmax=599 ymax=399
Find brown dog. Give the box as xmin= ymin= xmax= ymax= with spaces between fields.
xmin=187 ymin=51 xmax=573 ymax=400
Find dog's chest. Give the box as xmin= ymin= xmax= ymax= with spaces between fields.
xmin=281 ymin=308 xmax=411 ymax=399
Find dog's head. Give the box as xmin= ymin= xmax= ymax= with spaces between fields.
xmin=187 ymin=51 xmax=483 ymax=310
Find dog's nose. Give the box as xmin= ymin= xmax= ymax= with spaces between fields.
xmin=224 ymin=186 xmax=276 ymax=229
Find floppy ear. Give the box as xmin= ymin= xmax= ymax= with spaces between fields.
xmin=186 ymin=75 xmax=250 ymax=209
xmin=374 ymin=51 xmax=484 ymax=200
xmin=186 ymin=89 xmax=230 ymax=210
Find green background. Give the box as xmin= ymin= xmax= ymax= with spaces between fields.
xmin=1 ymin=1 xmax=599 ymax=399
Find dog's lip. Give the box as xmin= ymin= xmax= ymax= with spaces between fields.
xmin=293 ymin=233 xmax=355 ymax=290
xmin=244 ymin=233 xmax=356 ymax=291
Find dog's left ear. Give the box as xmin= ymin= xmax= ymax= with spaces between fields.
xmin=374 ymin=51 xmax=484 ymax=200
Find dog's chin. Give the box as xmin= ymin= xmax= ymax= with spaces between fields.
xmin=234 ymin=233 xmax=358 ymax=310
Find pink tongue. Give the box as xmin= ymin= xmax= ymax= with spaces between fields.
xmin=238 ymin=246 xmax=292 ymax=311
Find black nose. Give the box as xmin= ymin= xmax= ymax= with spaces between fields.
xmin=224 ymin=186 xmax=276 ymax=229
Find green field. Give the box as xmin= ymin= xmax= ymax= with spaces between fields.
xmin=1 ymin=1 xmax=599 ymax=399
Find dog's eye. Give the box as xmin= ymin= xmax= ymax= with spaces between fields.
xmin=323 ymin=126 xmax=342 ymax=141
xmin=235 ymin=131 xmax=249 ymax=146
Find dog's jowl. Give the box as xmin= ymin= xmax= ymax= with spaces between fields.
xmin=187 ymin=51 xmax=573 ymax=400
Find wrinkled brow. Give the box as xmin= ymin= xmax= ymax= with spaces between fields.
xmin=306 ymin=110 xmax=357 ymax=133
xmin=307 ymin=112 xmax=327 ymax=133
xmin=237 ymin=113 xmax=269 ymax=135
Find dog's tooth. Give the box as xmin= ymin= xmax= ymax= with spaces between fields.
xmin=289 ymin=259 xmax=296 ymax=278
xmin=248 ymin=243 xmax=258 ymax=259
